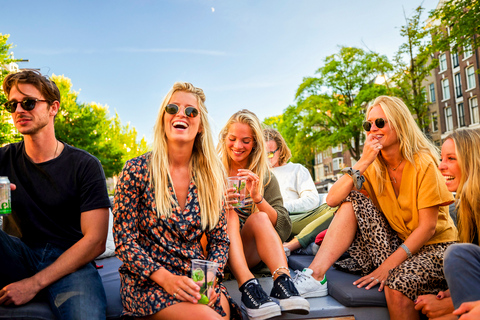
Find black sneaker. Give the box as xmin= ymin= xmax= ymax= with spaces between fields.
xmin=270 ymin=273 xmax=310 ymax=315
xmin=240 ymin=278 xmax=281 ymax=320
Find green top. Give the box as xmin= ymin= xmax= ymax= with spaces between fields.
xmin=235 ymin=172 xmax=292 ymax=242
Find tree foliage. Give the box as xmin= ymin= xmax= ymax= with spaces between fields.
xmin=0 ymin=33 xmax=22 ymax=146
xmin=430 ymin=0 xmax=480 ymax=53
xmin=273 ymin=47 xmax=395 ymax=163
xmin=53 ymin=75 xmax=149 ymax=177
xmin=391 ymin=6 xmax=437 ymax=131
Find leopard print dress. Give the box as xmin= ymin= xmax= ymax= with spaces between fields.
xmin=334 ymin=191 xmax=454 ymax=301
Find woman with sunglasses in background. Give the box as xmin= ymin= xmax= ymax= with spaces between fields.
xmin=292 ymin=96 xmax=457 ymax=320
xmin=263 ymin=127 xmax=337 ymax=257
xmin=217 ymin=110 xmax=309 ymax=320
xmin=414 ymin=128 xmax=480 ymax=320
xmin=113 ymin=82 xmax=241 ymax=320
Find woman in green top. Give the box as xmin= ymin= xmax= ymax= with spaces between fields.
xmin=217 ymin=109 xmax=309 ymax=320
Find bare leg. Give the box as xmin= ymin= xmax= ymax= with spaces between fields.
xmin=284 ymin=238 xmax=301 ymax=252
xmin=307 ymin=202 xmax=357 ymax=281
xmin=241 ymin=211 xmax=289 ymax=279
xmin=225 ymin=208 xmax=256 ymax=286
xmin=141 ymin=293 xmax=229 ymax=320
xmin=385 ymin=287 xmax=420 ymax=320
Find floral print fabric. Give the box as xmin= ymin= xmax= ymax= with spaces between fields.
xmin=113 ymin=153 xmax=240 ymax=318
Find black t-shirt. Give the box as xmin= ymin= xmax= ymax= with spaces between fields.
xmin=0 ymin=141 xmax=111 ymax=250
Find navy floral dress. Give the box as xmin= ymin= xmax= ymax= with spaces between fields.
xmin=113 ymin=153 xmax=241 ymax=318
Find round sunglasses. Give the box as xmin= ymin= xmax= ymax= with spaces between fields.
xmin=165 ymin=104 xmax=199 ymax=118
xmin=362 ymin=118 xmax=388 ymax=132
xmin=267 ymin=147 xmax=279 ymax=158
xmin=4 ymin=98 xmax=51 ymax=113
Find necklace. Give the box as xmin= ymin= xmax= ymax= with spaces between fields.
xmin=53 ymin=140 xmax=59 ymax=159
xmin=387 ymin=158 xmax=403 ymax=183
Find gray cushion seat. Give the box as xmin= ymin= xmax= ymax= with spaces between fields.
xmin=0 ymin=256 xmax=123 ymax=320
xmin=287 ymin=254 xmax=387 ymax=307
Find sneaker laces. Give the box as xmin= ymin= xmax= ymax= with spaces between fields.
xmin=293 ymin=270 xmax=309 ymax=283
xmin=277 ymin=274 xmax=299 ymax=296
xmin=245 ymin=282 xmax=271 ymax=304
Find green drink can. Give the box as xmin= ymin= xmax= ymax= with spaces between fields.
xmin=0 ymin=176 xmax=12 ymax=216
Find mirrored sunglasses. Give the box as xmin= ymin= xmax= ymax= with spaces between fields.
xmin=165 ymin=104 xmax=199 ymax=118
xmin=267 ymin=147 xmax=279 ymax=158
xmin=4 ymin=98 xmax=50 ymax=113
xmin=362 ymin=118 xmax=387 ymax=132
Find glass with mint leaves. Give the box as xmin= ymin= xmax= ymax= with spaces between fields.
xmin=191 ymin=259 xmax=219 ymax=304
xmin=227 ymin=176 xmax=247 ymax=207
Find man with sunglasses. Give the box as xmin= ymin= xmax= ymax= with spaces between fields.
xmin=0 ymin=69 xmax=110 ymax=319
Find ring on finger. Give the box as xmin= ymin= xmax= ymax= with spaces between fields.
xmin=375 ymin=279 xmax=380 ymax=283
xmin=370 ymin=277 xmax=375 ymax=280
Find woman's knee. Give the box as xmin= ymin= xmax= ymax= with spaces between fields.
xmin=385 ymin=286 xmax=413 ymax=305
xmin=243 ymin=211 xmax=271 ymax=228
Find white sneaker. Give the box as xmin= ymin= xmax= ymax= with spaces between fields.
xmin=292 ymin=268 xmax=328 ymax=298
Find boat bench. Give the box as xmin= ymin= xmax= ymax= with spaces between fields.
xmin=0 ymin=254 xmax=392 ymax=320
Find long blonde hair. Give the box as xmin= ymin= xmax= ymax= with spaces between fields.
xmin=149 ymin=82 xmax=226 ymax=231
xmin=367 ymin=96 xmax=440 ymax=194
xmin=446 ymin=128 xmax=480 ymax=244
xmin=217 ymin=109 xmax=271 ymax=212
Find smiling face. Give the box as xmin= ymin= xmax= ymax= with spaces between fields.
xmin=225 ymin=122 xmax=255 ymax=168
xmin=439 ymin=138 xmax=461 ymax=192
xmin=8 ymin=83 xmax=55 ymax=136
xmin=163 ymin=90 xmax=201 ymax=144
xmin=366 ymin=105 xmax=399 ymax=150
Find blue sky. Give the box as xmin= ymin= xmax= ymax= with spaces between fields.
xmin=1 ymin=0 xmax=439 ymax=144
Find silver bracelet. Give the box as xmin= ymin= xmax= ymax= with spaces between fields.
xmin=254 ymin=196 xmax=264 ymax=205
xmin=341 ymin=167 xmax=365 ymax=189
xmin=400 ymin=243 xmax=412 ymax=258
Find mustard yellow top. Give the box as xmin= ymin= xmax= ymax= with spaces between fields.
xmin=363 ymin=153 xmax=457 ymax=245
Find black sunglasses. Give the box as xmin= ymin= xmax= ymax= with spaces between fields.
xmin=165 ymin=104 xmax=199 ymax=118
xmin=362 ymin=118 xmax=388 ymax=132
xmin=4 ymin=98 xmax=51 ymax=113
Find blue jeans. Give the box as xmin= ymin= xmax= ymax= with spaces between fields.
xmin=444 ymin=243 xmax=480 ymax=308
xmin=0 ymin=230 xmax=106 ymax=320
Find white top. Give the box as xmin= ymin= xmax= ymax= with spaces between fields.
xmin=271 ymin=162 xmax=319 ymax=213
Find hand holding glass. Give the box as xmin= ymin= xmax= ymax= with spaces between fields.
xmin=191 ymin=259 xmax=219 ymax=304
xmin=227 ymin=176 xmax=247 ymax=208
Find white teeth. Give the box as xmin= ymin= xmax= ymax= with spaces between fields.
xmin=443 ymin=175 xmax=455 ymax=181
xmin=173 ymin=121 xmax=188 ymax=129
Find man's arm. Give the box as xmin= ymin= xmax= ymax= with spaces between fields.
xmin=0 ymin=208 xmax=108 ymax=306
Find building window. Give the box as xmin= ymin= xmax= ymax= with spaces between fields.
xmin=467 ymin=66 xmax=476 ymax=90
xmin=452 ymin=52 xmax=460 ymax=68
xmin=439 ymin=53 xmax=447 ymax=72
xmin=445 ymin=106 xmax=453 ymax=131
xmin=429 ymin=83 xmax=436 ymax=102
xmin=316 ymin=152 xmax=323 ymax=164
xmin=457 ymin=103 xmax=465 ymax=127
xmin=331 ymin=144 xmax=342 ymax=153
xmin=442 ymin=78 xmax=450 ymax=100
xmin=464 ymin=44 xmax=473 ymax=59
xmin=431 ymin=111 xmax=438 ymax=132
xmin=454 ymin=73 xmax=463 ymax=98
xmin=332 ymin=157 xmax=343 ymax=171
xmin=470 ymin=97 xmax=479 ymax=124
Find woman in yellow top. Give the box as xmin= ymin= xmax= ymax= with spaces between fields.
xmin=292 ymin=96 xmax=457 ymax=320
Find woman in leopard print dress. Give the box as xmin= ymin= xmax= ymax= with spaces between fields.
xmin=293 ymin=96 xmax=457 ymax=320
